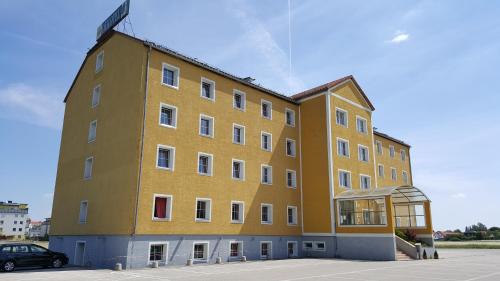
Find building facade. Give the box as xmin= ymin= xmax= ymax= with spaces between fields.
xmin=0 ymin=201 xmax=29 ymax=240
xmin=50 ymin=31 xmax=434 ymax=268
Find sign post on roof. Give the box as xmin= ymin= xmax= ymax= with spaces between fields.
xmin=96 ymin=0 xmax=130 ymax=41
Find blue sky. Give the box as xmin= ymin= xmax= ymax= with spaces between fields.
xmin=1 ymin=0 xmax=499 ymax=230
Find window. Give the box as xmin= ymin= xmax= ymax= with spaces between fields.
xmin=260 ymin=242 xmax=272 ymax=259
xmin=375 ymin=140 xmax=382 ymax=154
xmin=232 ymin=159 xmax=245 ymax=180
xmin=285 ymin=108 xmax=295 ymax=127
xmin=261 ymin=132 xmax=272 ymax=151
xmin=303 ymin=241 xmax=313 ymax=250
xmin=88 ymin=120 xmax=97 ymax=142
xmin=230 ymin=242 xmax=243 ymax=257
xmin=261 ymin=204 xmax=273 ymax=224
xmin=313 ymin=242 xmax=326 ymax=251
xmin=261 ymin=99 xmax=272 ymax=119
xmin=338 ymin=198 xmax=387 ymax=226
xmin=287 ymin=241 xmax=298 ymax=257
xmin=378 ymin=164 xmax=384 ymax=178
xmin=335 ymin=108 xmax=348 ymax=127
xmin=360 ymin=175 xmax=371 ymax=190
xmin=198 ymin=153 xmax=213 ymax=176
xmin=402 ymin=171 xmax=409 ymax=184
xmin=153 ymin=195 xmax=172 ymax=220
xmin=389 ymin=145 xmax=395 ymax=158
xmin=95 ymin=51 xmax=104 ymax=73
xmin=394 ymin=204 xmax=426 ymax=227
xmin=12 ymin=228 xmax=16 ymax=232
xmin=286 ymin=138 xmax=296 ymax=157
xmin=356 ymin=116 xmax=368 ymax=134
xmin=231 ymin=201 xmax=244 ymax=223
xmin=14 ymin=221 xmax=17 ymax=224
xmin=199 ymin=115 xmax=214 ymax=138
xmin=161 ymin=63 xmax=180 ymax=89
xmin=83 ymin=157 xmax=93 ymax=180
xmin=337 ymin=138 xmax=350 ymax=157
xmin=200 ymin=77 xmax=215 ymax=101
xmin=233 ymin=90 xmax=246 ymax=110
xmin=232 ymin=124 xmax=245 ymax=145
xmin=195 ymin=198 xmax=211 ymax=222
xmin=157 ymin=145 xmax=175 ymax=170
xmin=391 ymin=167 xmax=397 ymax=181
xmin=338 ymin=170 xmax=351 ymax=188
xmin=159 ymin=103 xmax=177 ymax=128
xmin=287 ymin=206 xmax=298 ymax=225
xmin=358 ymin=145 xmax=369 ymax=162
xmin=79 ymin=201 xmax=88 ymax=224
xmin=193 ymin=242 xmax=209 ymax=261
xmin=286 ymin=169 xmax=297 ymax=188
xmin=261 ymin=165 xmax=273 ymax=185
xmin=401 ymin=149 xmax=407 ymax=161
xmin=91 ymin=85 xmax=101 ymax=108
xmin=149 ymin=243 xmax=167 ymax=264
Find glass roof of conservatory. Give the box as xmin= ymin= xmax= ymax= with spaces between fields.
xmin=335 ymin=185 xmax=430 ymax=203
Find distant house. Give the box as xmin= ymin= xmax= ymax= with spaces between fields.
xmin=433 ymin=231 xmax=445 ymax=240
xmin=29 ymin=218 xmax=50 ymax=239
xmin=0 ymin=200 xmax=30 ymax=240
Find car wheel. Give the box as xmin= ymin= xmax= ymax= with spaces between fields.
xmin=3 ymin=261 xmax=15 ymax=272
xmin=52 ymin=258 xmax=63 ymax=268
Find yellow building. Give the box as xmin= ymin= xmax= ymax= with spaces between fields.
xmin=50 ymin=31 xmax=434 ymax=268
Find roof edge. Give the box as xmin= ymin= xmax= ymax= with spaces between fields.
xmin=373 ymin=130 xmax=411 ymax=147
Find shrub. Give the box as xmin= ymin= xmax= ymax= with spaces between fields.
xmin=405 ymin=229 xmax=417 ymax=243
xmin=395 ymin=229 xmax=407 ymax=241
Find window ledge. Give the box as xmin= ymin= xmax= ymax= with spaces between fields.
xmin=160 ymin=82 xmax=179 ymax=90
xmin=152 ymin=218 xmax=172 ymax=222
xmin=159 ymin=124 xmax=177 ymax=129
xmin=195 ymin=219 xmax=211 ymax=223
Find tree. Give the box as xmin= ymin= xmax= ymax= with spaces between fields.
xmin=453 ymin=229 xmax=462 ymax=233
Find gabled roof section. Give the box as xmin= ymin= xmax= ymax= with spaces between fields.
xmin=373 ymin=130 xmax=411 ymax=148
xmin=291 ymin=75 xmax=376 ymax=111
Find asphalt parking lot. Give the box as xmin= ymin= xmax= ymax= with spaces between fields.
xmin=2 ymin=249 xmax=500 ymax=281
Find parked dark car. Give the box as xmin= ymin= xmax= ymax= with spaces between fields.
xmin=0 ymin=243 xmax=68 ymax=272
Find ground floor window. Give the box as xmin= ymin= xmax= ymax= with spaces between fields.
xmin=394 ymin=203 xmax=426 ymax=227
xmin=338 ymin=198 xmax=387 ymax=226
xmin=230 ymin=241 xmax=242 ymax=257
xmin=260 ymin=242 xmax=272 ymax=259
xmin=313 ymin=242 xmax=326 ymax=251
xmin=149 ymin=243 xmax=167 ymax=263
xmin=193 ymin=242 xmax=209 ymax=261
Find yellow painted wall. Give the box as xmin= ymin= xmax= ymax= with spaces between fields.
xmin=51 ymin=34 xmax=147 ymax=235
xmin=134 ymin=48 xmax=302 ymax=236
xmin=373 ymin=134 xmax=412 ymax=187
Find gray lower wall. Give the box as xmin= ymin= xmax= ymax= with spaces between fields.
xmin=335 ymin=235 xmax=396 ymax=261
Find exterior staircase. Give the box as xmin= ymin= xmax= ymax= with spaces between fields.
xmin=396 ymin=250 xmax=413 ymax=261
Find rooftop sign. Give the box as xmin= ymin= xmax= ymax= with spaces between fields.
xmin=96 ymin=0 xmax=130 ymax=41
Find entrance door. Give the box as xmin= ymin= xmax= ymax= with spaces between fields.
xmin=74 ymin=241 xmax=86 ymax=266
xmin=287 ymin=242 xmax=298 ymax=258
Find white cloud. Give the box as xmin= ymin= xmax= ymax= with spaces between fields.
xmin=0 ymin=83 xmax=64 ymax=129
xmin=389 ymin=31 xmax=410 ymax=44
xmin=451 ymin=193 xmax=466 ymax=199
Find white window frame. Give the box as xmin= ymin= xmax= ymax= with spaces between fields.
xmin=95 ymin=51 xmax=104 ymax=73
xmin=338 ymin=169 xmax=352 ymax=189
xmin=302 ymin=241 xmax=313 ymax=250
xmin=152 ymin=194 xmax=173 ymax=221
xmin=378 ymin=164 xmax=384 ymax=178
xmin=260 ymin=203 xmax=273 ymax=224
xmin=401 ymin=149 xmax=407 ymax=161
xmin=199 ymin=114 xmax=215 ymax=138
xmin=389 ymin=145 xmax=395 ymax=158
xmin=161 ymin=63 xmax=180 ymax=90
xmin=335 ymin=107 xmax=348 ymax=127
xmin=375 ymin=140 xmax=383 ymax=155
xmin=83 ymin=156 xmax=93 ymax=180
xmin=78 ymin=200 xmax=88 ymax=224
xmin=359 ymin=174 xmax=371 ymax=190
xmin=260 ymin=241 xmax=273 ymax=259
xmin=156 ymin=145 xmax=175 ymax=171
xmin=91 ymin=84 xmax=101 ymax=108
xmin=287 ymin=241 xmax=298 ymax=257
xmin=285 ymin=108 xmax=296 ymax=127
xmin=313 ymin=241 xmax=326 ymax=252
xmin=391 ymin=167 xmax=397 ymax=181
xmin=261 ymin=131 xmax=272 ymax=152
xmin=402 ymin=170 xmax=409 ymax=184
xmin=159 ymin=103 xmax=178 ymax=129
xmin=261 ymin=99 xmax=272 ymax=120
xmin=287 ymin=205 xmax=298 ymax=226
xmin=358 ymin=144 xmax=369 ymax=162
xmin=231 ymin=159 xmax=245 ymax=181
xmin=194 ymin=198 xmax=212 ymax=222
xmin=192 ymin=241 xmax=209 ymax=262
xmin=148 ymin=242 xmax=169 ymax=265
xmin=233 ymin=89 xmax=246 ymax=111
xmin=261 ymin=164 xmax=273 ymax=185
xmin=197 ymin=152 xmax=213 ymax=176
xmin=286 ymin=169 xmax=297 ymax=189
xmin=356 ymin=115 xmax=368 ymax=134
xmin=230 ymin=201 xmax=245 ymax=224
xmin=286 ymin=138 xmax=297 ymax=157
xmin=232 ymin=123 xmax=245 ymax=145
xmin=336 ymin=137 xmax=350 ymax=157
xmin=88 ymin=120 xmax=97 ymax=143
xmin=200 ymin=77 xmax=215 ymax=101
xmin=229 ymin=241 xmax=244 ymax=258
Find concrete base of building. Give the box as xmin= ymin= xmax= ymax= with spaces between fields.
xmin=49 ymin=233 xmax=396 ymax=269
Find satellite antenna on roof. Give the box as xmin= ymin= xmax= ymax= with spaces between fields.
xmin=243 ymin=77 xmax=255 ymax=83
xmin=96 ymin=0 xmax=130 ymax=41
